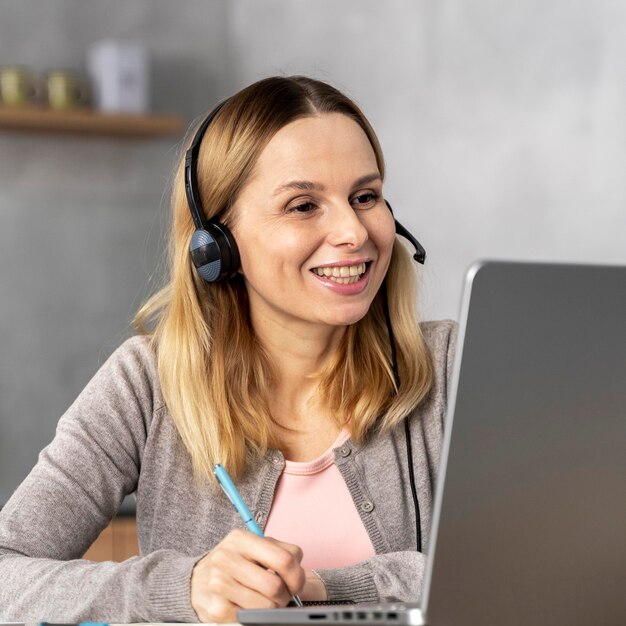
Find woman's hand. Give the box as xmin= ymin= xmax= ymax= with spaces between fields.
xmin=190 ymin=529 xmax=306 ymax=623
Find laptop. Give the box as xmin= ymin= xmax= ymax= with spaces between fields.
xmin=239 ymin=260 xmax=626 ymax=626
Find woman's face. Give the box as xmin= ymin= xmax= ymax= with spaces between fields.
xmin=231 ymin=113 xmax=396 ymax=333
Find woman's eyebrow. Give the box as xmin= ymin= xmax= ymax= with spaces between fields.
xmin=272 ymin=180 xmax=321 ymax=196
xmin=351 ymin=173 xmax=382 ymax=188
xmin=272 ymin=172 xmax=381 ymax=197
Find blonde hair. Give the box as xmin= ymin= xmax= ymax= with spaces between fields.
xmin=135 ymin=76 xmax=433 ymax=482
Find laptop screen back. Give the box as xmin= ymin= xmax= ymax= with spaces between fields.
xmin=423 ymin=261 xmax=626 ymax=626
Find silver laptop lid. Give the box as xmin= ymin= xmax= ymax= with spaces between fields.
xmin=422 ymin=260 xmax=626 ymax=626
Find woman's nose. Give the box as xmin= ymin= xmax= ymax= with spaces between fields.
xmin=325 ymin=203 xmax=369 ymax=249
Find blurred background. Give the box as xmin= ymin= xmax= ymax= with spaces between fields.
xmin=1 ymin=0 xmax=625 ymax=507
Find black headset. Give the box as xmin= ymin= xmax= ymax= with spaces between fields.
xmin=185 ymin=99 xmax=427 ymax=552
xmin=184 ymin=100 xmax=426 ymax=283
xmin=184 ymin=100 xmax=240 ymax=283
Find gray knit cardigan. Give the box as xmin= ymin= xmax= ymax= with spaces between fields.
xmin=0 ymin=320 xmax=457 ymax=623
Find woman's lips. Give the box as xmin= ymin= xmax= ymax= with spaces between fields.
xmin=310 ymin=261 xmax=372 ymax=295
xmin=311 ymin=261 xmax=367 ymax=283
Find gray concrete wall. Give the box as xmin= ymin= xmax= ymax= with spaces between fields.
xmin=229 ymin=0 xmax=626 ymax=318
xmin=2 ymin=0 xmax=625 ymax=503
xmin=0 ymin=0 xmax=231 ymax=503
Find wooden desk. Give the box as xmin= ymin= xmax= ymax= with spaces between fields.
xmin=83 ymin=516 xmax=139 ymax=562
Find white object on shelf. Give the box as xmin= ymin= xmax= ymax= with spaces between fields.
xmin=87 ymin=39 xmax=150 ymax=113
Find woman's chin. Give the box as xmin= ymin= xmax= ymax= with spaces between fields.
xmin=320 ymin=307 xmax=372 ymax=328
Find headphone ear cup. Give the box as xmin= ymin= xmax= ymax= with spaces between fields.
xmin=190 ymin=228 xmax=223 ymax=282
xmin=189 ymin=222 xmax=241 ymax=283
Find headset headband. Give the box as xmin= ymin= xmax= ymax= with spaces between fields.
xmin=184 ymin=100 xmax=229 ymax=230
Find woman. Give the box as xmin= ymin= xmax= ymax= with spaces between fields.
xmin=0 ymin=76 xmax=456 ymax=624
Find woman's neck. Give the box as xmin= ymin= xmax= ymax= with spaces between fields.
xmin=253 ymin=311 xmax=346 ymax=385
xmin=251 ymin=311 xmax=347 ymax=437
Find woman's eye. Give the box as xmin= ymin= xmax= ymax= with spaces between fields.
xmin=351 ymin=192 xmax=379 ymax=209
xmin=288 ymin=200 xmax=317 ymax=214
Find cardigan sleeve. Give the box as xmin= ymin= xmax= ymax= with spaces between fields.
xmin=0 ymin=337 xmax=199 ymax=623
xmin=316 ymin=550 xmax=426 ymax=603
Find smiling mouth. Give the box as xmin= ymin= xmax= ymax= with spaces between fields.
xmin=311 ymin=262 xmax=368 ymax=284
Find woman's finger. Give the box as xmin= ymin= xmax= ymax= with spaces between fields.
xmin=225 ymin=530 xmax=305 ymax=596
xmin=210 ymin=547 xmax=293 ymax=605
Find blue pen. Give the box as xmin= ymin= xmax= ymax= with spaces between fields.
xmin=214 ymin=463 xmax=304 ymax=607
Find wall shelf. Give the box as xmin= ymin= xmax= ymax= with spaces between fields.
xmin=0 ymin=105 xmax=185 ymax=138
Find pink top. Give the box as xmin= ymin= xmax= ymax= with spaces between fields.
xmin=264 ymin=429 xmax=376 ymax=570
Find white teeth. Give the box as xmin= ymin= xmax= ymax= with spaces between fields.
xmin=312 ymin=262 xmax=367 ymax=282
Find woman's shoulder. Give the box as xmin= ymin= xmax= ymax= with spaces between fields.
xmin=107 ymin=333 xmax=157 ymax=374
xmin=112 ymin=333 xmax=155 ymax=360
xmin=91 ymin=334 xmax=163 ymax=411
xmin=419 ymin=319 xmax=458 ymax=360
xmin=419 ymin=319 xmax=459 ymax=405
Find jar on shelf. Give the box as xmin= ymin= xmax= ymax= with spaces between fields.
xmin=43 ymin=69 xmax=90 ymax=110
xmin=0 ymin=66 xmax=36 ymax=106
